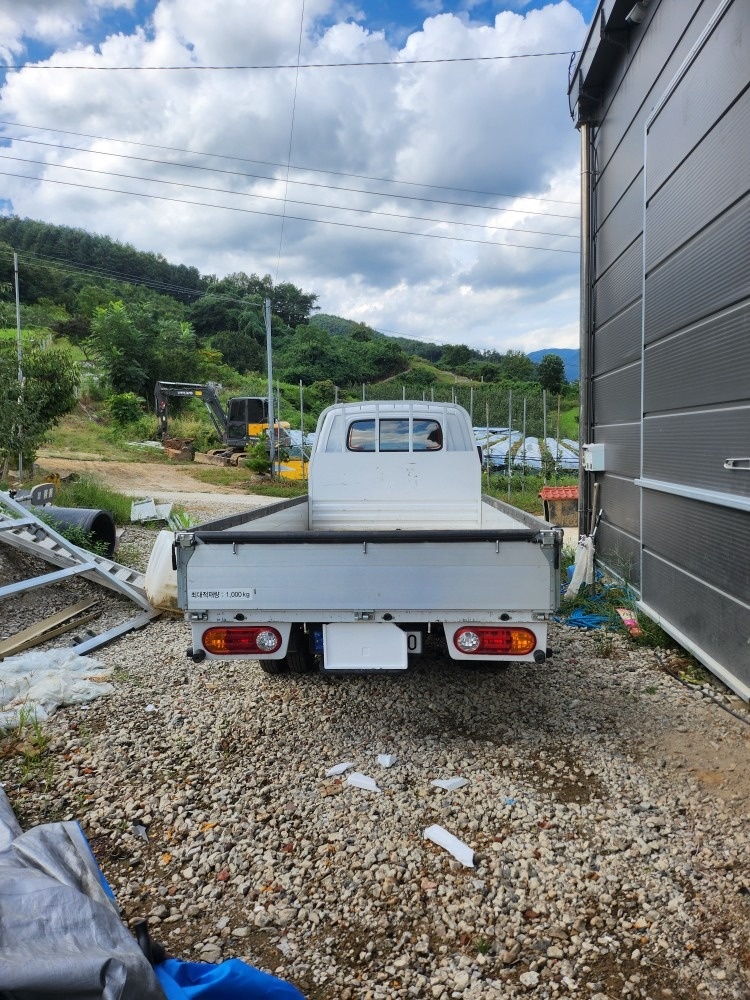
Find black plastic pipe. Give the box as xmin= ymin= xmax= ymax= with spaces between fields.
xmin=33 ymin=506 xmax=117 ymax=558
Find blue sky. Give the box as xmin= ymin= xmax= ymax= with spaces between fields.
xmin=0 ymin=1 xmax=594 ymax=353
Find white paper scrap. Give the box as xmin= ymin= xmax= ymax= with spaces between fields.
xmin=325 ymin=761 xmax=355 ymax=777
xmin=377 ymin=754 xmax=397 ymax=768
xmin=346 ymin=772 xmax=382 ymax=793
xmin=431 ymin=777 xmax=468 ymax=791
xmin=423 ymin=824 xmax=474 ymax=867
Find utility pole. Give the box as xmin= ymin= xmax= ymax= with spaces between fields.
xmin=264 ymin=297 xmax=275 ymax=479
xmin=13 ymin=251 xmax=23 ymax=480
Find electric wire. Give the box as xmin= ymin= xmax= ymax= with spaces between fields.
xmin=0 ymin=121 xmax=580 ymax=210
xmin=0 ymin=138 xmax=580 ymax=221
xmin=2 ymin=50 xmax=578 ymax=71
xmin=0 ymin=168 xmax=579 ymax=253
xmin=276 ymin=0 xmax=307 ymax=282
xmin=0 ymin=244 xmax=207 ymax=298
xmin=0 ymin=152 xmax=577 ymax=240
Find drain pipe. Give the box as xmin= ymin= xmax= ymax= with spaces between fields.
xmin=578 ymin=121 xmax=594 ymax=537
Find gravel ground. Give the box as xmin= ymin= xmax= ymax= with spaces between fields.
xmin=1 ymin=512 xmax=750 ymax=1000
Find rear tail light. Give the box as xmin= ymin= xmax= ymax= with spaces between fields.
xmin=453 ymin=626 xmax=536 ymax=656
xmin=202 ymin=626 xmax=282 ymax=656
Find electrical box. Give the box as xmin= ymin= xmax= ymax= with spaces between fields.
xmin=582 ymin=443 xmax=605 ymax=472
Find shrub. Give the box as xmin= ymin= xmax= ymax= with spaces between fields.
xmin=107 ymin=392 xmax=146 ymax=425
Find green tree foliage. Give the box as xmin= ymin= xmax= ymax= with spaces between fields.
xmin=440 ymin=344 xmax=475 ymax=369
xmin=499 ymin=350 xmax=537 ymax=383
xmin=89 ymin=301 xmax=204 ymax=396
xmin=187 ymin=293 xmax=243 ymax=339
xmin=211 ymin=329 xmax=265 ymax=373
xmin=0 ymin=341 xmax=79 ymax=469
xmin=275 ymin=326 xmax=408 ymax=386
xmin=0 ymin=217 xmax=203 ymax=304
xmin=153 ymin=319 xmax=201 ymax=384
xmin=537 ymin=353 xmax=567 ymax=395
xmin=88 ymin=300 xmax=151 ymax=394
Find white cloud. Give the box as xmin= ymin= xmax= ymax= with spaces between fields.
xmin=0 ymin=0 xmax=586 ymax=353
xmin=0 ymin=1 xmax=136 ymax=60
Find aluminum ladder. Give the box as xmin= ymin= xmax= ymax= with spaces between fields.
xmin=0 ymin=490 xmax=159 ymax=655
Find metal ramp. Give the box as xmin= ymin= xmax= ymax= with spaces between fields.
xmin=0 ymin=491 xmax=159 ymax=656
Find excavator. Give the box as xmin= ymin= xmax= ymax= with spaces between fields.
xmin=154 ymin=381 xmax=293 ymax=467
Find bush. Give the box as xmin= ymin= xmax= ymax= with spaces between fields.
xmin=108 ymin=392 xmax=146 ymax=425
xmin=245 ymin=438 xmax=271 ymax=475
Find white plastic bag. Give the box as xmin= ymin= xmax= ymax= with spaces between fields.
xmin=0 ymin=650 xmax=112 ymax=728
xmin=564 ymin=535 xmax=594 ymax=599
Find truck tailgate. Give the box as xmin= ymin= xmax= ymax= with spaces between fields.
xmin=178 ymin=527 xmax=559 ymax=617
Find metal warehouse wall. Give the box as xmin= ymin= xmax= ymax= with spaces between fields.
xmin=573 ymin=0 xmax=750 ymax=697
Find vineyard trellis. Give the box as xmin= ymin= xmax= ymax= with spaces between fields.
xmin=284 ymin=380 xmax=579 ymax=484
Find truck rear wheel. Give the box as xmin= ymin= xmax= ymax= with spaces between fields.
xmin=259 ymin=659 xmax=289 ymax=675
xmin=282 ymin=626 xmax=317 ymax=674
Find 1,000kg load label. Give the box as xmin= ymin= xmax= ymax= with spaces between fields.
xmin=189 ymin=589 xmax=255 ymax=601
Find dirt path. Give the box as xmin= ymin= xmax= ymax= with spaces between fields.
xmin=33 ymin=454 xmax=273 ymax=509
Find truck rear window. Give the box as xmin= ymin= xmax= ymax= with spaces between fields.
xmin=347 ymin=418 xmax=443 ymax=452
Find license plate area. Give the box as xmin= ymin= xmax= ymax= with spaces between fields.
xmin=322 ymin=622 xmax=411 ymax=671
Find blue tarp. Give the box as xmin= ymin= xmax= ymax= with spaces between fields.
xmin=156 ymin=959 xmax=305 ymax=1000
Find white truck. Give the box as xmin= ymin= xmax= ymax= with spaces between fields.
xmin=173 ymin=401 xmax=563 ymax=674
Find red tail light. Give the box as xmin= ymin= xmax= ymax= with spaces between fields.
xmin=453 ymin=627 xmax=536 ymax=656
xmin=202 ymin=626 xmax=282 ymax=656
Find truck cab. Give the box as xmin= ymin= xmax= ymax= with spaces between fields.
xmin=309 ymin=401 xmax=481 ymax=530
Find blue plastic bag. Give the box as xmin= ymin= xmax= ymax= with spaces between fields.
xmin=155 ymin=958 xmax=306 ymax=1000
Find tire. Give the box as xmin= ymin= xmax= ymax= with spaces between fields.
xmin=259 ymin=659 xmax=289 ymax=675
xmin=283 ymin=626 xmax=317 ymax=674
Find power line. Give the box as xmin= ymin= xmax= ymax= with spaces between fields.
xmin=276 ymin=0 xmax=307 ymax=283
xmin=0 ymin=120 xmax=580 ymax=209
xmin=0 ymin=152 xmax=577 ymax=240
xmin=3 ymin=50 xmax=578 ymax=71
xmin=0 ymin=245 xmax=206 ymax=298
xmin=0 ymin=168 xmax=579 ymax=254
xmin=0 ymin=132 xmax=580 ymax=221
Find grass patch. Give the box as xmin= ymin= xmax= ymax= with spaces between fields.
xmin=484 ymin=471 xmax=578 ymax=517
xmin=189 ymin=467 xmax=254 ymax=489
xmin=187 ymin=466 xmax=308 ymax=497
xmin=1 ymin=706 xmax=54 ymax=788
xmin=53 ymin=475 xmax=134 ymax=525
xmin=249 ymin=479 xmax=308 ymax=498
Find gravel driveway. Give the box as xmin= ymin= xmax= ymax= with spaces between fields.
xmin=1 ymin=513 xmax=749 ymax=1000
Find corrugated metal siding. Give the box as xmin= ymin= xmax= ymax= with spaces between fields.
xmin=579 ymin=0 xmax=749 ymax=696
xmin=594 ymin=300 xmax=641 ymax=376
xmin=595 ymin=0 xmax=716 ymax=219
xmin=645 ymin=0 xmax=750 ymax=197
xmin=639 ymin=0 xmax=750 ymax=696
xmin=597 ymin=475 xmax=640 ymax=536
xmin=593 ymin=237 xmax=642 ymax=324
xmin=644 ymin=195 xmax=750 ymax=343
xmin=594 ymin=423 xmax=641 ymax=479
xmin=594 ymin=522 xmax=640 ymax=587
xmin=645 ymin=86 xmax=750 ymax=269
xmin=642 ymin=409 xmax=750 ymax=495
xmin=642 ymin=491 xmax=750 ymax=603
xmin=643 ymin=303 xmax=750 ymax=411
xmin=641 ymin=552 xmax=750 ymax=687
xmin=595 ymin=175 xmax=644 ymax=275
xmin=592 ymin=363 xmax=641 ymax=424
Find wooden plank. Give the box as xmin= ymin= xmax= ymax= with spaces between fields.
xmin=0 ymin=600 xmax=98 ymax=659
